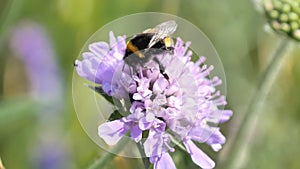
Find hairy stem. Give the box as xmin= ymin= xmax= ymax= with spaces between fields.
xmin=137 ymin=141 xmax=151 ymax=169
xmin=223 ymin=38 xmax=291 ymax=169
xmin=0 ymin=53 xmax=4 ymax=101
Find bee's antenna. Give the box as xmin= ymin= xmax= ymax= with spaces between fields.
xmin=153 ymin=56 xmax=170 ymax=81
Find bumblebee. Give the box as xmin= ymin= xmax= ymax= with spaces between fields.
xmin=123 ymin=20 xmax=177 ymax=68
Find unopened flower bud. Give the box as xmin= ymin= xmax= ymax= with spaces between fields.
xmin=264 ymin=0 xmax=300 ymax=41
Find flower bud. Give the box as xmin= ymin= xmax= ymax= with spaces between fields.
xmin=264 ymin=0 xmax=300 ymax=41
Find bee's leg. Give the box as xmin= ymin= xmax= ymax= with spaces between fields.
xmin=152 ymin=56 xmax=169 ymax=80
xmin=129 ymin=66 xmax=134 ymax=76
xmin=166 ymin=47 xmax=174 ymax=54
xmin=122 ymin=62 xmax=126 ymax=71
xmin=122 ymin=62 xmax=134 ymax=77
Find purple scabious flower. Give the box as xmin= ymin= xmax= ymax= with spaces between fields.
xmin=76 ymin=32 xmax=233 ymax=169
xmin=75 ymin=31 xmax=127 ymax=97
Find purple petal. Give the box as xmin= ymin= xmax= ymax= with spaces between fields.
xmin=130 ymin=125 xmax=142 ymax=142
xmin=82 ymin=52 xmax=95 ymax=59
xmin=154 ymin=153 xmax=176 ymax=169
xmin=183 ymin=139 xmax=215 ymax=169
xmin=206 ymin=130 xmax=226 ymax=152
xmin=81 ymin=60 xmax=96 ymax=81
xmin=167 ymin=96 xmax=181 ymax=109
xmin=154 ymin=120 xmax=167 ymax=132
xmin=130 ymin=101 xmax=145 ymax=114
xmin=189 ymin=125 xmax=214 ymax=143
xmin=143 ymin=61 xmax=159 ymax=77
xmin=132 ymin=93 xmax=143 ymax=100
xmin=102 ymin=82 xmax=113 ymax=95
xmin=75 ymin=59 xmax=99 ymax=83
xmin=139 ymin=117 xmax=153 ymax=130
xmin=89 ymin=57 xmax=101 ymax=70
xmin=165 ymin=81 xmax=180 ymax=96
xmin=219 ymin=110 xmax=233 ymax=123
xmin=75 ymin=60 xmax=85 ymax=77
xmin=109 ymin=31 xmax=117 ymax=47
xmin=206 ymin=129 xmax=225 ymax=145
xmin=98 ymin=120 xmax=127 ymax=145
xmin=144 ymin=130 xmax=163 ymax=157
xmin=128 ymin=82 xmax=137 ymax=93
xmin=88 ymin=42 xmax=109 ymax=57
xmin=109 ymin=32 xmax=126 ymax=60
xmin=153 ymin=77 xmax=169 ymax=94
xmin=95 ymin=62 xmax=115 ymax=84
xmin=211 ymin=144 xmax=222 ymax=152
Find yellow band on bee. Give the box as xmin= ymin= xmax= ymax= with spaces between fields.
xmin=164 ymin=37 xmax=172 ymax=47
xmin=127 ymin=41 xmax=144 ymax=58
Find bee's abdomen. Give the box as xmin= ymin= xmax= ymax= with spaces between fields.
xmin=124 ymin=33 xmax=154 ymax=58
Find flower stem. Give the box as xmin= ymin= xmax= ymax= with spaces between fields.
xmin=87 ymin=137 xmax=129 ymax=169
xmin=223 ymin=38 xmax=291 ymax=169
xmin=169 ymin=134 xmax=186 ymax=151
xmin=0 ymin=54 xmax=4 ymax=101
xmin=137 ymin=141 xmax=151 ymax=169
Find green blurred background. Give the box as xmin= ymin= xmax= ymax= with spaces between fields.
xmin=1 ymin=0 xmax=300 ymax=169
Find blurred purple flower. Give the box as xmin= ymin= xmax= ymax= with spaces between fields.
xmin=10 ymin=21 xmax=63 ymax=111
xmin=32 ymin=137 xmax=71 ymax=169
xmin=76 ymin=32 xmax=233 ymax=169
xmin=10 ymin=21 xmax=70 ymax=169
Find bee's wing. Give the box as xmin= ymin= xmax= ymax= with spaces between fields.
xmin=143 ymin=20 xmax=177 ymax=34
xmin=148 ymin=20 xmax=177 ymax=48
xmin=143 ymin=28 xmax=156 ymax=34
xmin=155 ymin=20 xmax=177 ymax=36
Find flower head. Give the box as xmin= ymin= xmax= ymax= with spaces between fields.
xmin=264 ymin=0 xmax=300 ymax=40
xmin=75 ymin=31 xmax=233 ymax=169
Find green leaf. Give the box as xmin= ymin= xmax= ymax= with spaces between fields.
xmin=108 ymin=110 xmax=123 ymax=121
xmin=86 ymin=84 xmax=114 ymax=105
